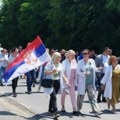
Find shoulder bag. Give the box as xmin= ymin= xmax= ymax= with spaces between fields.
xmin=41 ymin=78 xmax=54 ymax=88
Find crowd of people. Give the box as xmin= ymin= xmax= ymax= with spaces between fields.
xmin=0 ymin=43 xmax=120 ymax=118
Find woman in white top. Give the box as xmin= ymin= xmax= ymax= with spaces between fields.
xmin=44 ymin=52 xmax=68 ymax=118
xmin=76 ymin=49 xmax=101 ymax=116
xmin=61 ymin=50 xmax=79 ymax=116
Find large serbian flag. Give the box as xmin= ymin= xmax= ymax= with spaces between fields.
xmin=3 ymin=36 xmax=51 ymax=83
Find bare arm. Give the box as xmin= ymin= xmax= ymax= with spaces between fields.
xmin=62 ymin=73 xmax=69 ymax=84
xmin=44 ymin=69 xmax=58 ymax=75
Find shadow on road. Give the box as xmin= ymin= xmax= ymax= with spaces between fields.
xmin=0 ymin=111 xmax=16 ymax=116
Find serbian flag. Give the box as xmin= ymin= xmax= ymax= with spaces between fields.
xmin=3 ymin=36 xmax=51 ymax=83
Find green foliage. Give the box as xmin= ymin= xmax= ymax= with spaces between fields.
xmin=0 ymin=0 xmax=120 ymax=55
xmin=0 ymin=0 xmax=24 ymax=48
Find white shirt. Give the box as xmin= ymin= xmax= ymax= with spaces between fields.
xmin=44 ymin=61 xmax=64 ymax=94
xmin=0 ymin=53 xmax=8 ymax=67
xmin=44 ymin=62 xmax=55 ymax=79
xmin=62 ymin=58 xmax=77 ymax=81
xmin=8 ymin=55 xmax=16 ymax=64
xmin=102 ymin=55 xmax=110 ymax=73
xmin=62 ymin=59 xmax=71 ymax=80
xmin=44 ymin=62 xmax=63 ymax=80
xmin=0 ymin=47 xmax=3 ymax=54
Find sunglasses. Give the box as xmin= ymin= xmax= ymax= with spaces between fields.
xmin=83 ymin=53 xmax=89 ymax=55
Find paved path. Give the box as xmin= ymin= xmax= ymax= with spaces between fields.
xmin=0 ymin=79 xmax=120 ymax=120
xmin=0 ymin=94 xmax=38 ymax=120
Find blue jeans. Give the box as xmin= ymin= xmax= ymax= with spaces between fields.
xmin=0 ymin=67 xmax=6 ymax=84
xmin=26 ymin=69 xmax=36 ymax=92
xmin=0 ymin=68 xmax=2 ymax=83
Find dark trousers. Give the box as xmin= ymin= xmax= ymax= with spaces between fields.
xmin=26 ymin=69 xmax=36 ymax=92
xmin=49 ymin=80 xmax=60 ymax=113
xmin=12 ymin=77 xmax=19 ymax=93
xmin=97 ymin=73 xmax=105 ymax=101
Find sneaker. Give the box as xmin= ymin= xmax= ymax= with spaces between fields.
xmin=73 ymin=111 xmax=79 ymax=116
xmin=95 ymin=113 xmax=101 ymax=118
xmin=111 ymin=109 xmax=116 ymax=114
xmin=94 ymin=111 xmax=101 ymax=118
xmin=53 ymin=112 xmax=60 ymax=118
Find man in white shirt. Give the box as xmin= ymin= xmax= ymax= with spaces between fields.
xmin=95 ymin=47 xmax=111 ymax=102
xmin=0 ymin=49 xmax=8 ymax=86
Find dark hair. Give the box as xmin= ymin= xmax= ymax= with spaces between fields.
xmin=118 ymin=57 xmax=120 ymax=64
xmin=11 ymin=47 xmax=18 ymax=53
xmin=102 ymin=47 xmax=110 ymax=52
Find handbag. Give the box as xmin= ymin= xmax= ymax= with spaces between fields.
xmin=41 ymin=78 xmax=54 ymax=88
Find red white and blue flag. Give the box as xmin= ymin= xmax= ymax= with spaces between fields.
xmin=3 ymin=36 xmax=51 ymax=83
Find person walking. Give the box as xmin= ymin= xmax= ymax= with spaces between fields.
xmin=8 ymin=48 xmax=19 ymax=97
xmin=95 ymin=47 xmax=111 ymax=102
xmin=0 ymin=49 xmax=8 ymax=86
xmin=101 ymin=55 xmax=120 ymax=113
xmin=44 ymin=52 xmax=68 ymax=118
xmin=76 ymin=49 xmax=101 ymax=117
xmin=61 ymin=50 xmax=79 ymax=116
xmin=25 ymin=69 xmax=36 ymax=94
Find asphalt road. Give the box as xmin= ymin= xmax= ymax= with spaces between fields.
xmin=0 ymin=94 xmax=37 ymax=120
xmin=0 ymin=78 xmax=120 ymax=120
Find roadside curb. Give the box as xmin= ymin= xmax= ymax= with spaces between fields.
xmin=0 ymin=91 xmax=45 ymax=120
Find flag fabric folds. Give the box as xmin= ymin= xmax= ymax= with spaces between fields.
xmin=3 ymin=36 xmax=51 ymax=83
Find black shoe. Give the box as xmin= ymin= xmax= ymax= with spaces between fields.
xmin=78 ymin=111 xmax=85 ymax=117
xmin=13 ymin=93 xmax=17 ymax=97
xmin=97 ymin=98 xmax=101 ymax=103
xmin=34 ymin=81 xmax=37 ymax=83
xmin=61 ymin=109 xmax=66 ymax=112
xmin=48 ymin=110 xmax=53 ymax=115
xmin=73 ymin=111 xmax=79 ymax=116
xmin=25 ymin=91 xmax=31 ymax=94
xmin=33 ymin=83 xmax=35 ymax=87
xmin=102 ymin=98 xmax=106 ymax=102
xmin=0 ymin=83 xmax=3 ymax=86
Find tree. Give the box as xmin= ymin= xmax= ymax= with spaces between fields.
xmin=0 ymin=0 xmax=24 ymax=48
xmin=18 ymin=0 xmax=51 ymax=47
xmin=0 ymin=0 xmax=120 ymax=55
